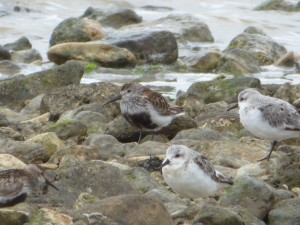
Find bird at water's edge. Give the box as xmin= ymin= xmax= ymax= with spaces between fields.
xmin=103 ymin=82 xmax=185 ymax=142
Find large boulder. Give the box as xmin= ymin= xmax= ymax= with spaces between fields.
xmin=0 ymin=60 xmax=21 ymax=76
xmin=0 ymin=46 xmax=11 ymax=60
xmin=3 ymin=36 xmax=32 ymax=51
xmin=255 ymin=0 xmax=300 ymax=12
xmin=72 ymin=194 xmax=173 ymax=225
xmin=33 ymin=158 xmax=136 ymax=208
xmin=82 ymin=7 xmax=142 ymax=28
xmin=49 ymin=17 xmax=105 ymax=46
xmin=126 ymin=14 xmax=214 ymax=43
xmin=109 ymin=30 xmax=178 ymax=64
xmin=40 ymin=82 xmax=121 ymax=118
xmin=0 ymin=137 xmax=44 ymax=163
xmin=268 ymin=198 xmax=300 ymax=225
xmin=11 ymin=49 xmax=42 ymax=63
xmin=225 ymin=27 xmax=287 ymax=66
xmin=48 ymin=42 xmax=136 ymax=67
xmin=216 ymin=48 xmax=261 ymax=75
xmin=0 ymin=61 xmax=84 ymax=106
xmin=185 ymin=77 xmax=262 ymax=111
xmin=219 ymin=175 xmax=279 ymax=219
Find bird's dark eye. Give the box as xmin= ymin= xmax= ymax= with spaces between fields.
xmin=240 ymin=97 xmax=244 ymax=101
xmin=127 ymin=89 xmax=131 ymax=93
xmin=175 ymin=154 xmax=180 ymax=158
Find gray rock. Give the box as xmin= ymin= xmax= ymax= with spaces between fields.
xmin=123 ymin=167 xmax=160 ymax=193
xmin=255 ymin=0 xmax=300 ymax=12
xmin=146 ymin=188 xmax=187 ymax=215
xmin=0 ymin=137 xmax=44 ymax=163
xmin=268 ymin=145 xmax=300 ymax=188
xmin=268 ymin=198 xmax=300 ymax=225
xmin=0 ymin=60 xmax=84 ymax=106
xmin=133 ymin=14 xmax=214 ymax=43
xmin=82 ymin=7 xmax=142 ymax=28
xmin=185 ymin=77 xmax=262 ymax=106
xmin=216 ymin=48 xmax=261 ymax=75
xmin=49 ymin=17 xmax=104 ymax=46
xmin=183 ymin=49 xmax=221 ymax=72
xmin=243 ymin=26 xmax=267 ymax=35
xmin=72 ymin=194 xmax=174 ymax=225
xmin=83 ymin=134 xmax=135 ymax=160
xmin=273 ymin=83 xmax=300 ymax=103
xmin=3 ymin=36 xmax=32 ymax=51
xmin=34 ymin=158 xmax=136 ymax=208
xmin=0 ymin=127 xmax=24 ymax=141
xmin=48 ymin=42 xmax=136 ymax=67
xmin=172 ymin=127 xmax=223 ymax=141
xmin=42 ymin=119 xmax=87 ymax=140
xmin=41 ymin=82 xmax=120 ymax=118
xmin=0 ymin=60 xmax=21 ymax=76
xmin=225 ymin=29 xmax=287 ymax=65
xmin=193 ymin=204 xmax=244 ymax=225
xmin=109 ymin=30 xmax=178 ymax=64
xmin=219 ymin=175 xmax=279 ymax=219
xmin=125 ymin=141 xmax=169 ymax=157
xmin=11 ymin=49 xmax=42 ymax=63
xmin=0 ymin=46 xmax=11 ymax=60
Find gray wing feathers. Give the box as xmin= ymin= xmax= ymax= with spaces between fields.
xmin=259 ymin=100 xmax=300 ymax=130
xmin=193 ymin=154 xmax=232 ymax=184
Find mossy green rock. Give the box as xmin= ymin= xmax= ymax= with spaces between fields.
xmin=186 ymin=77 xmax=261 ymax=106
xmin=255 ymin=0 xmax=300 ymax=12
xmin=193 ymin=204 xmax=244 ymax=225
xmin=268 ymin=198 xmax=300 ymax=225
xmin=25 ymin=132 xmax=66 ymax=161
xmin=225 ymin=31 xmax=287 ymax=66
xmin=43 ymin=119 xmax=86 ymax=140
xmin=0 ymin=61 xmax=84 ymax=106
xmin=219 ymin=175 xmax=279 ymax=219
xmin=216 ymin=48 xmax=261 ymax=75
xmin=0 ymin=210 xmax=29 ymax=225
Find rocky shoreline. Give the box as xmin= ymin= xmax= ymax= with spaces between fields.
xmin=0 ymin=0 xmax=300 ymax=224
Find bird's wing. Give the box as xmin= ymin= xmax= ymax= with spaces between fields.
xmin=193 ymin=154 xmax=219 ymax=183
xmin=193 ymin=154 xmax=233 ymax=184
xmin=0 ymin=170 xmax=26 ymax=198
xmin=258 ymin=100 xmax=300 ymax=130
xmin=142 ymin=88 xmax=172 ymax=116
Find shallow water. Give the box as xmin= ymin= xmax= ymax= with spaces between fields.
xmin=1 ymin=0 xmax=300 ymax=96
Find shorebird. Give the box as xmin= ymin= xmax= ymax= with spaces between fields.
xmin=160 ymin=145 xmax=233 ymax=199
xmin=228 ymin=88 xmax=300 ymax=161
xmin=0 ymin=164 xmax=59 ymax=207
xmin=103 ymin=82 xmax=185 ymax=142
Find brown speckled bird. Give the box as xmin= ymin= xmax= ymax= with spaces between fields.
xmin=104 ymin=82 xmax=185 ymax=142
xmin=0 ymin=164 xmax=59 ymax=207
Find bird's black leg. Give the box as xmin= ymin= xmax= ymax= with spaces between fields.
xmin=257 ymin=141 xmax=277 ymax=162
xmin=138 ymin=130 xmax=143 ymax=144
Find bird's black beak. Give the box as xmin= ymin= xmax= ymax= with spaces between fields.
xmin=102 ymin=95 xmax=122 ymax=106
xmin=158 ymin=159 xmax=170 ymax=170
xmin=45 ymin=178 xmax=59 ymax=191
xmin=227 ymin=103 xmax=239 ymax=111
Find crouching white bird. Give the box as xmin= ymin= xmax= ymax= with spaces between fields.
xmin=160 ymin=145 xmax=233 ymax=199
